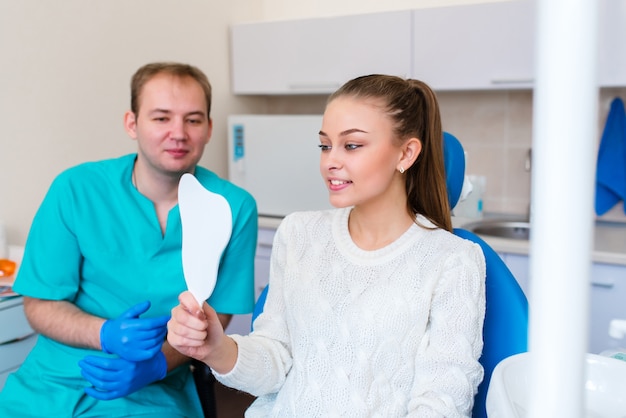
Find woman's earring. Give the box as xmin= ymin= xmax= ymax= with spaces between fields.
xmin=399 ymin=166 xmax=405 ymax=174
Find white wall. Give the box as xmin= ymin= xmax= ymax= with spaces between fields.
xmin=259 ymin=0 xmax=507 ymax=20
xmin=0 ymin=0 xmax=532 ymax=246
xmin=0 ymin=0 xmax=264 ymax=245
xmin=245 ymin=0 xmax=626 ymax=224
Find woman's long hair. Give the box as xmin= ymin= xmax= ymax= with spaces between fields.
xmin=327 ymin=75 xmax=452 ymax=232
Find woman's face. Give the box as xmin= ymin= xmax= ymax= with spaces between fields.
xmin=319 ymin=96 xmax=406 ymax=209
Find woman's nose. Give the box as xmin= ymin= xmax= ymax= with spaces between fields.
xmin=321 ymin=149 xmax=341 ymax=171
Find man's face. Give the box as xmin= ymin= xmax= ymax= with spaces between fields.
xmin=124 ymin=73 xmax=212 ymax=177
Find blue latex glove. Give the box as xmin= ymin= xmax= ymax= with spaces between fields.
xmin=79 ymin=351 xmax=167 ymax=400
xmin=100 ymin=301 xmax=170 ymax=361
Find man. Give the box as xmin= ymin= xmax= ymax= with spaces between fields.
xmin=0 ymin=62 xmax=257 ymax=417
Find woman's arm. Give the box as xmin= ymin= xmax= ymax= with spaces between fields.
xmin=408 ymin=244 xmax=487 ymax=417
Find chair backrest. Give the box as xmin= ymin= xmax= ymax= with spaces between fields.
xmin=251 ymin=133 xmax=529 ymax=418
xmin=251 ymin=285 xmax=269 ymax=331
xmin=444 ymin=132 xmax=529 ymax=418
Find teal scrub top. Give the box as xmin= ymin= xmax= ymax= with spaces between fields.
xmin=0 ymin=154 xmax=258 ymax=418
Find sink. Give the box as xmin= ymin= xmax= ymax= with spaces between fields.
xmin=463 ymin=219 xmax=531 ymax=241
xmin=487 ymin=352 xmax=626 ymax=417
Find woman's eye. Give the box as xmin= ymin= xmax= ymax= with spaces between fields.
xmin=345 ymin=144 xmax=362 ymax=150
xmin=318 ymin=144 xmax=331 ymax=151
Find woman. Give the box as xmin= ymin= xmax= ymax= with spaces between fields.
xmin=168 ymin=74 xmax=486 ymax=417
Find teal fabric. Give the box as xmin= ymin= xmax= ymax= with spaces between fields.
xmin=0 ymin=154 xmax=257 ymax=417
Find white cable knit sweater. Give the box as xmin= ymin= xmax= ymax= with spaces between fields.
xmin=216 ymin=207 xmax=486 ymax=417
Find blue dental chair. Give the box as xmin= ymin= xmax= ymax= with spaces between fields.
xmin=251 ymin=132 xmax=529 ymax=418
xmin=443 ymin=132 xmax=529 ymax=418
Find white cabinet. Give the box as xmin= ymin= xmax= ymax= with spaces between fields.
xmin=598 ymin=0 xmax=626 ymax=87
xmin=589 ymin=262 xmax=626 ymax=354
xmin=411 ymin=1 xmax=535 ymax=90
xmin=497 ymin=253 xmax=626 ymax=355
xmin=230 ymin=11 xmax=412 ymax=94
xmin=230 ymin=1 xmax=626 ymax=94
xmin=498 ymin=252 xmax=531 ymax=299
xmin=253 ymin=227 xmax=275 ymax=297
xmin=224 ymin=227 xmax=276 ymax=335
xmin=0 ymin=297 xmax=37 ymax=391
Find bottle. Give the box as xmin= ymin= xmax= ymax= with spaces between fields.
xmin=453 ymin=174 xmax=486 ymax=219
xmin=0 ymin=221 xmax=15 ymax=278
xmin=599 ymin=319 xmax=626 ymax=361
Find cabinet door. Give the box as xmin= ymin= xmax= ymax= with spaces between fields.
xmin=0 ymin=299 xmax=34 ymax=345
xmin=0 ymin=333 xmax=37 ymax=391
xmin=230 ymin=11 xmax=412 ymax=94
xmin=500 ymin=253 xmax=531 ymax=300
xmin=0 ymin=299 xmax=37 ymax=391
xmin=598 ymin=0 xmax=626 ymax=87
xmin=493 ymin=256 xmax=626 ymax=354
xmin=224 ymin=227 xmax=276 ymax=335
xmin=411 ymin=1 xmax=535 ymax=90
xmin=589 ymin=263 xmax=626 ymax=354
xmin=254 ymin=228 xmax=276 ymax=296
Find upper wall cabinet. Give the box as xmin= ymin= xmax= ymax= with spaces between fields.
xmin=598 ymin=0 xmax=626 ymax=87
xmin=230 ymin=0 xmax=625 ymax=94
xmin=411 ymin=1 xmax=535 ymax=90
xmin=230 ymin=11 xmax=412 ymax=95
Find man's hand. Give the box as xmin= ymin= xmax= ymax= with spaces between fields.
xmin=79 ymin=351 xmax=167 ymax=400
xmin=100 ymin=301 xmax=170 ymax=361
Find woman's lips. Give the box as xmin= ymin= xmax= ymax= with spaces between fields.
xmin=328 ymin=179 xmax=352 ymax=191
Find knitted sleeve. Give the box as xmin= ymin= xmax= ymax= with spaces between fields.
xmin=407 ymin=241 xmax=487 ymax=418
xmin=213 ymin=214 xmax=296 ymax=396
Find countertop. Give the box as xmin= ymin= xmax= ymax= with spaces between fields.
xmin=452 ymin=215 xmax=626 ymax=266
xmin=258 ymin=216 xmax=285 ymax=230
xmin=260 ymin=214 xmax=626 ymax=267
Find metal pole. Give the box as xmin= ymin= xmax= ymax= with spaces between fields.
xmin=528 ymin=0 xmax=598 ymax=416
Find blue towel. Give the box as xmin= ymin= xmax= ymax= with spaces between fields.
xmin=595 ymin=97 xmax=626 ymax=215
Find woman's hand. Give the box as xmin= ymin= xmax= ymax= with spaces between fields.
xmin=167 ymin=291 xmax=212 ymax=360
xmin=167 ymin=291 xmax=238 ymax=373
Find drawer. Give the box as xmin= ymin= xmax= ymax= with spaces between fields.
xmin=0 ymin=332 xmax=37 ymax=376
xmin=0 ymin=301 xmax=34 ymax=344
xmin=257 ymin=228 xmax=276 ymax=247
xmin=256 ymin=228 xmax=276 ymax=259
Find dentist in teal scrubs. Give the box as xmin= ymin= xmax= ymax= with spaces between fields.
xmin=0 ymin=62 xmax=257 ymax=417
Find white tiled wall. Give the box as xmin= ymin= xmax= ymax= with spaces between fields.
xmin=438 ymin=90 xmax=533 ymax=216
xmin=261 ymin=87 xmax=626 ymax=221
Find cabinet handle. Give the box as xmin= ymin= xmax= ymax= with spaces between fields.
xmin=288 ymin=83 xmax=341 ymax=91
xmin=0 ymin=331 xmax=36 ymax=346
xmin=591 ymin=280 xmax=615 ymax=289
xmin=490 ymin=78 xmax=534 ymax=85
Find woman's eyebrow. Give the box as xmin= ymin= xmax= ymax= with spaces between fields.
xmin=318 ymin=128 xmax=367 ymax=137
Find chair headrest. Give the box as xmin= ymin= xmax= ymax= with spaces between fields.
xmin=443 ymin=132 xmax=466 ymax=209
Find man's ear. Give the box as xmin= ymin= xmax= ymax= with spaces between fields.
xmin=400 ymin=137 xmax=422 ymax=170
xmin=204 ymin=118 xmax=213 ymax=145
xmin=124 ymin=111 xmax=138 ymax=139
